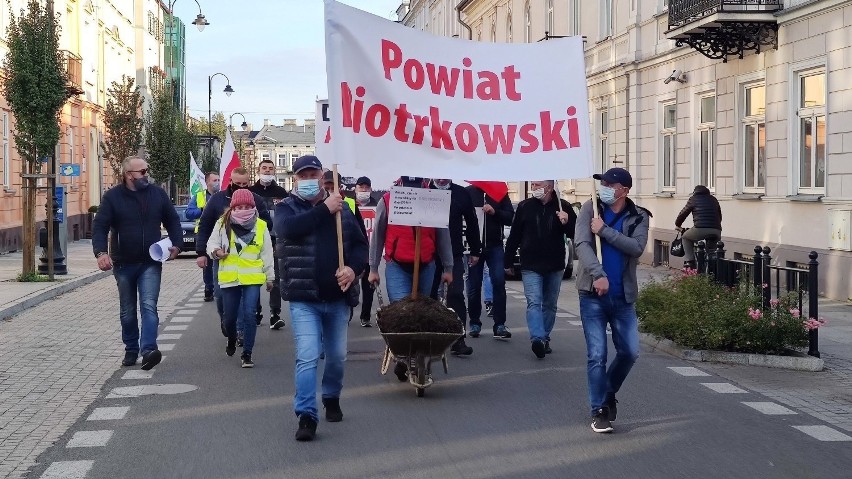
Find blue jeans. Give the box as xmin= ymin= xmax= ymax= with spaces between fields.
xmin=483 ymin=264 xmax=493 ymax=302
xmin=579 ymin=291 xmax=640 ymax=415
xmin=520 ymin=270 xmax=562 ymax=342
xmin=385 ymin=260 xmax=436 ymax=303
xmin=113 ymin=262 xmax=163 ymax=355
xmin=213 ymin=260 xmax=249 ymax=334
xmin=289 ymin=300 xmax=350 ymax=421
xmin=202 ymin=259 xmax=214 ymax=291
xmin=467 ymin=246 xmax=507 ymax=328
xmin=221 ymin=285 xmax=260 ymax=355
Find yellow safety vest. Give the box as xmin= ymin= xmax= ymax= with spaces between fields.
xmin=344 ymin=197 xmax=355 ymax=213
xmin=217 ymin=219 xmax=268 ymax=286
xmin=193 ymin=191 xmax=208 ymax=233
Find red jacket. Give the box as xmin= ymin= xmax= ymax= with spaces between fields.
xmin=382 ymin=192 xmax=437 ymax=264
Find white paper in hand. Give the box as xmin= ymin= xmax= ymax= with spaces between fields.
xmin=149 ymin=238 xmax=172 ymax=262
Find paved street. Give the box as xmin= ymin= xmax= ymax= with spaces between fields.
xmin=0 ymin=252 xmax=849 ymax=478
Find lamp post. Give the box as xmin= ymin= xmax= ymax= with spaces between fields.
xmin=208 ymin=73 xmax=233 ymax=168
xmin=229 ymin=112 xmax=248 ymax=178
xmin=166 ymin=0 xmax=207 ymax=106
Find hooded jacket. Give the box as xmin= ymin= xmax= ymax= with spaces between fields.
xmin=466 ymin=185 xmax=514 ymax=248
xmin=675 ymin=185 xmax=722 ymax=230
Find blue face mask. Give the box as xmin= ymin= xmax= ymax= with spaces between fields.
xmin=296 ymin=178 xmax=321 ymax=199
xmin=598 ymin=185 xmax=617 ymax=205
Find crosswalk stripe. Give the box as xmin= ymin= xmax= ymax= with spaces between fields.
xmin=122 ymin=370 xmax=154 ymax=380
xmin=87 ymin=407 xmax=130 ymax=421
xmin=66 ymin=430 xmax=113 ymax=448
xmin=742 ymin=402 xmax=797 ymax=415
xmin=164 ymin=325 xmax=189 ymax=331
xmin=158 ymin=343 xmax=176 ymax=351
xmin=39 ymin=461 xmax=94 ymax=478
xmin=668 ymin=366 xmax=711 ymax=376
xmin=171 ymin=316 xmax=193 ymax=323
xmin=792 ymin=425 xmax=852 ymax=441
xmin=701 ymin=382 xmax=748 ymax=394
xmin=158 ymin=333 xmax=183 ymax=340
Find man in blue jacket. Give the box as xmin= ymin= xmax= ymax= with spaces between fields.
xmin=185 ymin=171 xmax=219 ymax=301
xmin=93 ymin=156 xmax=183 ymax=371
xmin=276 ymin=155 xmax=368 ymax=442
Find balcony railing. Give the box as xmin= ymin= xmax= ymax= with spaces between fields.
xmin=61 ymin=50 xmax=84 ymax=95
xmin=668 ymin=0 xmax=783 ymax=30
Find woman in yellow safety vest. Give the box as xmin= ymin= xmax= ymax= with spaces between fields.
xmin=207 ymin=189 xmax=274 ymax=368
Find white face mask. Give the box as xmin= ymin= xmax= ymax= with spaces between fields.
xmin=433 ymin=179 xmax=451 ymax=190
xmin=531 ymin=187 xmax=546 ymax=199
xmin=259 ymin=174 xmax=275 ymax=185
xmin=356 ymin=191 xmax=371 ymax=203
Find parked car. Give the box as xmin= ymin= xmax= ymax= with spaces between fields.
xmin=161 ymin=205 xmax=196 ymax=254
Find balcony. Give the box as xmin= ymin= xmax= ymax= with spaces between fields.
xmin=61 ymin=50 xmax=84 ymax=95
xmin=666 ymin=0 xmax=783 ymax=62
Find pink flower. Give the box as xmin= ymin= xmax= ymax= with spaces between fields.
xmin=803 ymin=318 xmax=827 ymax=330
xmin=789 ymin=308 xmax=800 ymax=318
xmin=681 ymin=267 xmax=698 ymax=277
xmin=769 ymin=299 xmax=780 ymax=308
xmin=748 ymin=308 xmax=763 ymax=320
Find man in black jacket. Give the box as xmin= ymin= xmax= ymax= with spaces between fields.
xmin=196 ymin=167 xmax=272 ymax=336
xmin=466 ymin=184 xmax=514 ymax=339
xmin=504 ymin=180 xmax=576 ymax=359
xmin=93 ymin=156 xmax=183 ymax=371
xmin=430 ymin=179 xmax=482 ymax=355
xmin=249 ymin=159 xmax=289 ymax=329
xmin=675 ymin=185 xmax=722 ymax=268
xmin=276 ymin=155 xmax=368 ymax=442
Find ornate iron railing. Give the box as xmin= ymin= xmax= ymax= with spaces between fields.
xmin=668 ymin=0 xmax=783 ymax=30
xmin=61 ymin=50 xmax=84 ymax=95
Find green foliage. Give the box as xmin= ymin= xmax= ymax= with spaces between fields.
xmin=16 ymin=271 xmax=51 ymax=282
xmin=87 ymin=205 xmax=98 ymax=213
xmin=636 ymin=271 xmax=810 ymax=355
xmin=102 ymin=76 xmax=143 ymax=183
xmin=143 ymin=88 xmax=196 ymax=196
xmin=2 ymin=0 xmax=72 ymax=166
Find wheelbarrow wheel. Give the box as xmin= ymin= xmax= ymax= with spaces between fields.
xmin=415 ymin=353 xmax=427 ymax=388
xmin=416 ymin=387 xmax=425 ymax=397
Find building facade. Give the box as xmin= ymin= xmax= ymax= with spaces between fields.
xmin=401 ymin=0 xmax=852 ymax=301
xmin=251 ymin=120 xmax=316 ymax=192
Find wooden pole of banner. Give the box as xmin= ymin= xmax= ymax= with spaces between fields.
xmin=591 ymin=179 xmax=603 ymax=263
xmin=332 ymin=164 xmax=344 ymax=270
xmin=411 ymin=226 xmax=422 ymax=299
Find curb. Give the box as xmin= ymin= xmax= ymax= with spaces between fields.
xmin=640 ymin=333 xmax=824 ymax=372
xmin=0 ymin=270 xmax=111 ymax=321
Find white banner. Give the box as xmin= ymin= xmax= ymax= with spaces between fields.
xmin=387 ymin=186 xmax=451 ymax=228
xmin=324 ymin=0 xmax=593 ymax=181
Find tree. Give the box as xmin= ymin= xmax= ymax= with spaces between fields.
xmin=143 ymin=88 xmax=197 ymax=201
xmin=1 ymin=0 xmax=73 ymax=275
xmin=102 ymin=76 xmax=143 ymax=183
xmin=189 ymin=112 xmax=226 ymax=172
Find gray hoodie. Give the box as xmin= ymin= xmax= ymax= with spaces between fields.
xmin=574 ymin=198 xmax=651 ymax=304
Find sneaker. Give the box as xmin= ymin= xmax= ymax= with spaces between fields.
xmin=203 ymin=289 xmax=214 ymax=302
xmin=485 ymin=301 xmax=493 ymax=317
xmin=544 ymin=341 xmax=552 ymax=354
xmin=393 ymin=361 xmax=408 ymax=382
xmin=468 ymin=324 xmax=481 ymax=338
xmin=493 ymin=325 xmax=512 ymax=339
xmin=360 ymin=317 xmax=372 ymax=328
xmin=604 ymin=396 xmax=618 ymax=422
xmin=531 ymin=339 xmax=546 ymax=359
xmin=450 ymin=338 xmax=473 ymax=355
xmin=121 ymin=352 xmax=138 ymax=367
xmin=322 ymin=397 xmax=343 ymax=422
xmin=271 ymin=315 xmax=285 ymax=330
xmin=236 ymin=334 xmax=244 ymax=348
xmin=591 ymin=408 xmax=614 ymax=433
xmin=219 ymin=320 xmax=228 ymax=338
xmin=255 ymin=312 xmax=263 ymax=326
xmin=140 ymin=350 xmax=162 ymax=370
xmin=241 ymin=354 xmax=254 ymax=368
xmin=225 ymin=338 xmax=237 ymax=357
xmin=295 ymin=415 xmax=317 ymax=441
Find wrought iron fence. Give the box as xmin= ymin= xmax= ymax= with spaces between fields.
xmin=668 ymin=0 xmax=783 ymax=30
xmin=695 ymin=241 xmax=820 ymax=357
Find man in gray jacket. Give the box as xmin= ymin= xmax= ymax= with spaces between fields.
xmin=575 ymin=168 xmax=650 ymax=434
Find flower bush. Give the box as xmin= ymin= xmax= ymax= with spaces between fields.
xmin=636 ymin=269 xmax=823 ymax=355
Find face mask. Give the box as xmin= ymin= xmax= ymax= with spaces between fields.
xmin=210 ymin=181 xmax=220 ymax=193
xmin=356 ymin=191 xmax=371 ymax=203
xmin=531 ymin=187 xmax=546 ymax=200
xmin=259 ymin=174 xmax=275 ymax=185
xmin=228 ymin=183 xmax=247 ymax=194
xmin=132 ymin=176 xmax=150 ymax=190
xmin=296 ymin=179 xmax=321 ymax=199
xmin=231 ymin=208 xmax=257 ymax=225
xmin=598 ymin=186 xmax=617 ymax=205
xmin=433 ymin=180 xmax=451 ymax=190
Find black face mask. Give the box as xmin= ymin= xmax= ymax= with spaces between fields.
xmin=228 ymin=184 xmax=247 ymax=194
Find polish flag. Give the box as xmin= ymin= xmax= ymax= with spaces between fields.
xmin=467 ymin=181 xmax=509 ymax=201
xmin=219 ymin=129 xmax=241 ymax=189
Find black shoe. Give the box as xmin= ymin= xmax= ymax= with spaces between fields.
xmin=493 ymin=325 xmax=512 ymax=339
xmin=531 ymin=339 xmax=546 ymax=359
xmin=591 ymin=408 xmax=614 ymax=433
xmin=226 ymin=338 xmax=237 ymax=357
xmin=255 ymin=313 xmax=263 ymax=326
xmin=393 ymin=361 xmax=408 ymax=382
xmin=121 ymin=352 xmax=138 ymax=367
xmin=360 ymin=317 xmax=372 ymax=328
xmin=322 ymin=397 xmax=343 ymax=422
xmin=544 ymin=341 xmax=552 ymax=354
xmin=203 ymin=289 xmax=214 ymax=302
xmin=220 ymin=320 xmax=228 ymax=338
xmin=236 ymin=334 xmax=244 ymax=348
xmin=450 ymin=338 xmax=473 ymax=356
xmin=295 ymin=415 xmax=317 ymax=442
xmin=485 ymin=301 xmax=493 ymax=317
xmin=271 ymin=314 xmax=285 ymax=330
xmin=241 ymin=354 xmax=254 ymax=368
xmin=604 ymin=396 xmax=618 ymax=422
xmin=140 ymin=350 xmax=162 ymax=370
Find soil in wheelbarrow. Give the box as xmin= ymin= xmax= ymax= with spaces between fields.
xmin=377 ymin=296 xmax=463 ymax=334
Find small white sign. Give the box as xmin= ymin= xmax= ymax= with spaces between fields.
xmin=387 ymin=186 xmax=451 ymax=228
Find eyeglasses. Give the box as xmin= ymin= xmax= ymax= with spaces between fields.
xmin=128 ymin=169 xmax=149 ymax=176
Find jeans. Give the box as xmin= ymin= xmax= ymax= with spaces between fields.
xmin=467 ymin=246 xmax=507 ymax=328
xmin=256 ymin=249 xmax=282 ymax=317
xmin=579 ymin=291 xmax=640 ymax=415
xmin=483 ymin=264 xmax=493 ymax=302
xmin=359 ymin=273 xmax=374 ymax=320
xmin=289 ymin=300 xmax=350 ymax=421
xmin=430 ymin=255 xmax=466 ymax=323
xmin=113 ymin=262 xmax=163 ymax=355
xmin=385 ymin=260 xmax=436 ymax=303
xmin=520 ymin=270 xmax=562 ymax=342
xmin=202 ymin=260 xmax=214 ymax=291
xmin=213 ymin=260 xmax=249 ymax=334
xmin=221 ymin=285 xmax=261 ymax=355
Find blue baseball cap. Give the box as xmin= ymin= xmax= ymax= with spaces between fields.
xmin=293 ymin=155 xmax=323 ymax=174
xmin=593 ymin=167 xmax=632 ymax=188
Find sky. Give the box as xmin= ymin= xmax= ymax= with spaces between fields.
xmin=176 ymin=0 xmax=402 ymax=131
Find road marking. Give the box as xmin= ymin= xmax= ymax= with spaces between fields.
xmin=701 ymin=383 xmax=747 ymax=393
xmin=556 ymin=312 xmax=573 ymax=318
xmin=175 ymin=310 xmax=199 ymax=315
xmin=792 ymin=426 xmax=852 ymax=441
xmin=158 ymin=343 xmax=175 ymax=351
xmin=171 ymin=316 xmax=193 ymax=323
xmin=668 ymin=366 xmax=711 ymax=376
xmin=742 ymin=402 xmax=797 ymax=415
xmin=106 ymin=384 xmax=197 ymax=398
xmin=39 ymin=461 xmax=94 ymax=478
xmin=568 ymin=320 xmax=582 ymax=326
xmin=158 ymin=333 xmax=182 ymax=340
xmin=67 ymin=430 xmax=113 ymax=448
xmin=164 ymin=324 xmax=189 ymax=331
xmin=87 ymin=407 xmax=130 ymax=421
xmin=122 ymin=370 xmax=154 ymax=380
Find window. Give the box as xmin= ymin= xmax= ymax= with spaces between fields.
xmin=598 ymin=109 xmax=608 ymax=172
xmin=698 ymin=94 xmax=716 ymax=189
xmin=277 ymin=153 xmax=287 ymax=168
xmin=546 ymin=0 xmax=554 ymax=35
xmin=660 ymin=102 xmax=676 ymax=190
xmin=261 ymin=152 xmax=270 ymax=164
xmin=2 ymin=112 xmax=9 ymax=187
xmin=571 ymin=0 xmax=581 ymax=36
xmin=742 ymin=84 xmax=766 ymax=190
xmin=524 ymin=3 xmax=531 ymax=43
xmin=291 ymin=152 xmax=300 ymax=165
xmin=506 ymin=12 xmax=512 ymax=43
xmin=796 ymin=70 xmax=826 ymax=192
xmin=600 ymin=0 xmax=612 ymax=39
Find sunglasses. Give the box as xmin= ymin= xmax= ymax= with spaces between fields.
xmin=128 ymin=169 xmax=150 ymax=175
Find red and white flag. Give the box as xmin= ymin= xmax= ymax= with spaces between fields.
xmin=219 ymin=129 xmax=241 ymax=189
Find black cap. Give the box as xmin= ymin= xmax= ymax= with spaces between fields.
xmin=322 ymin=170 xmax=342 ymax=184
xmin=593 ymin=167 xmax=632 ymax=188
xmin=292 ymin=155 xmax=322 ymax=174
xmin=356 ymin=176 xmax=371 ymax=187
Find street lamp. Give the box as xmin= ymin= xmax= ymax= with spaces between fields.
xmin=166 ymin=0 xmax=206 ymax=110
xmin=229 ymin=112 xmax=248 ymax=174
xmin=208 ymin=72 xmax=233 ymax=167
